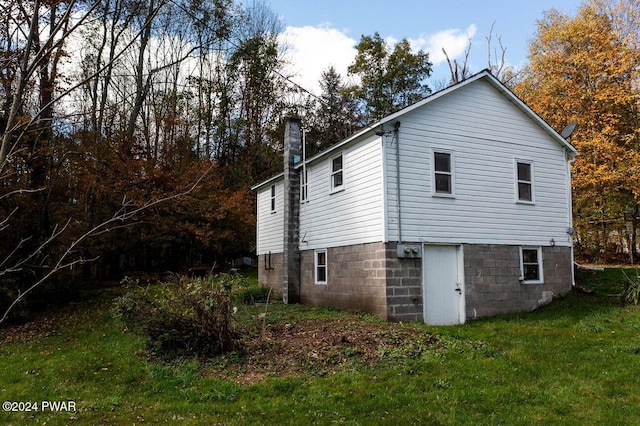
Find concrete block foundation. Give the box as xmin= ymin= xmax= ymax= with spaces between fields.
xmin=258 ymin=242 xmax=573 ymax=323
xmin=464 ymin=244 xmax=572 ymax=319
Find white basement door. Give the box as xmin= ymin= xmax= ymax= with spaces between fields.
xmin=422 ymin=245 xmax=465 ymax=325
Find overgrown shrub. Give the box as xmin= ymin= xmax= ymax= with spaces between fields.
xmin=234 ymin=282 xmax=271 ymax=305
xmin=113 ymin=274 xmax=241 ymax=359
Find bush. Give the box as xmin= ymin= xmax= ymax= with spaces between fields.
xmin=114 ymin=274 xmax=240 ymax=359
xmin=622 ymin=269 xmax=640 ymax=305
xmin=234 ymin=283 xmax=271 ymax=305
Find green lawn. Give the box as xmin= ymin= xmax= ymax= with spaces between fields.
xmin=1 ymin=268 xmax=639 ymax=425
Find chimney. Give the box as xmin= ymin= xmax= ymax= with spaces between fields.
xmin=282 ymin=118 xmax=301 ymax=303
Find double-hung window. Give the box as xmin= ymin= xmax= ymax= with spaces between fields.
xmin=433 ymin=150 xmax=454 ymax=196
xmin=315 ymin=249 xmax=327 ymax=284
xmin=300 ymin=169 xmax=308 ymax=202
xmin=520 ymin=247 xmax=543 ymax=283
xmin=270 ymin=185 xmax=276 ymax=212
xmin=516 ymin=160 xmax=534 ymax=203
xmin=331 ymin=153 xmax=344 ymax=192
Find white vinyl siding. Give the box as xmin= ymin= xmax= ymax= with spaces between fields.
xmin=299 ymin=136 xmax=384 ymax=250
xmin=256 ymin=75 xmax=573 ymax=256
xmin=385 ymin=79 xmax=572 ymax=247
xmin=256 ymin=179 xmax=284 ymax=254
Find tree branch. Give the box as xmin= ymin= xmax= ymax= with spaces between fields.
xmin=0 ymin=163 xmax=214 ymax=325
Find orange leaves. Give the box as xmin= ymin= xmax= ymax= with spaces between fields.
xmin=515 ymin=0 xmax=640 ymax=261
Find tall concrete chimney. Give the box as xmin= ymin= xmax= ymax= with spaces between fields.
xmin=282 ymin=118 xmax=301 ymax=303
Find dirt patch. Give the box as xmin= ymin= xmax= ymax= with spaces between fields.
xmin=209 ymin=318 xmax=439 ymax=384
xmin=1 ymin=317 xmax=60 ymax=344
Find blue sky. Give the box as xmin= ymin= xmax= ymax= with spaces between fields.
xmin=266 ymin=0 xmax=584 ymax=93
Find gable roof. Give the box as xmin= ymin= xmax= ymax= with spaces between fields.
xmin=252 ymin=69 xmax=578 ymax=191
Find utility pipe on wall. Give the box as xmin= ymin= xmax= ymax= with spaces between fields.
xmin=394 ymin=121 xmax=402 ymax=243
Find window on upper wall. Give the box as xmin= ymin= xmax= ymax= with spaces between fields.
xmin=331 ymin=153 xmax=343 ymax=192
xmin=300 ymin=169 xmax=308 ymax=202
xmin=433 ymin=150 xmax=454 ymax=196
xmin=315 ymin=249 xmax=327 ymax=285
xmin=270 ymin=184 xmax=276 ymax=212
xmin=516 ymin=160 xmax=534 ymax=203
xmin=520 ymin=247 xmax=543 ymax=283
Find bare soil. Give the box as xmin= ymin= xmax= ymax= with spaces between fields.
xmin=210 ymin=318 xmax=438 ymax=384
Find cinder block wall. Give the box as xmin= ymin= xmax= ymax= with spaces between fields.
xmin=297 ymin=242 xmax=423 ymax=321
xmin=257 ymin=252 xmax=284 ymax=299
xmin=464 ymin=244 xmax=572 ymax=319
xmin=384 ymin=242 xmax=423 ymax=322
xmin=299 ymin=242 xmax=388 ymax=317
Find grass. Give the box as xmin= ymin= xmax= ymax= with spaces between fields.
xmin=1 ymin=268 xmax=640 ymax=425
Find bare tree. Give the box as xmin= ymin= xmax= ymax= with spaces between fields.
xmin=486 ymin=21 xmax=518 ymax=84
xmin=440 ymin=22 xmax=518 ymax=87
xmin=0 ymin=0 xmax=210 ymax=325
xmin=0 ymin=0 xmax=81 ymax=166
xmin=442 ymin=35 xmax=472 ymax=85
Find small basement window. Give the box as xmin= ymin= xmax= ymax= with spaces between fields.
xmin=315 ymin=249 xmax=327 ymax=285
xmin=520 ymin=247 xmax=543 ymax=283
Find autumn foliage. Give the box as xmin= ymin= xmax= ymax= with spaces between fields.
xmin=514 ymin=0 xmax=640 ymax=263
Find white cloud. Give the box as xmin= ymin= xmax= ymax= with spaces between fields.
xmin=279 ymin=25 xmax=357 ymax=95
xmin=410 ymin=24 xmax=477 ymax=66
xmin=278 ymin=23 xmax=478 ymax=95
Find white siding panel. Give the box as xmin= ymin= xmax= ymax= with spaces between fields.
xmin=386 ymin=79 xmax=572 ymax=247
xmin=300 ymin=137 xmax=385 ymax=250
xmin=256 ymin=179 xmax=284 ymax=254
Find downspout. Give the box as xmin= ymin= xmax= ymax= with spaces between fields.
xmin=299 ymin=127 xmax=307 ymax=293
xmin=566 ymin=148 xmax=577 ymax=287
xmin=561 ymin=122 xmax=578 ymax=287
xmin=394 ymin=121 xmax=402 ymax=242
xmin=381 ymin=131 xmax=389 ymax=243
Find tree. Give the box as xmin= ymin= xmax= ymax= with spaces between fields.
xmin=441 ymin=22 xmax=518 ymax=87
xmin=222 ymin=0 xmax=293 ymax=185
xmin=303 ymin=66 xmax=358 ymax=154
xmin=347 ymin=32 xmax=432 ymax=124
xmin=515 ymin=1 xmax=640 ymax=262
xmin=0 ymin=0 xmax=257 ymax=324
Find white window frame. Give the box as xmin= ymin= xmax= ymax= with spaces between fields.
xmin=519 ymin=246 xmax=544 ymax=284
xmin=314 ymin=249 xmax=328 ymax=285
xmin=300 ymin=168 xmax=308 ymax=202
xmin=515 ymin=159 xmax=535 ymax=204
xmin=431 ymin=148 xmax=455 ymax=197
xmin=330 ymin=152 xmax=344 ymax=193
xmin=270 ymin=184 xmax=276 ymax=213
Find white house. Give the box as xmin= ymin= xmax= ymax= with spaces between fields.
xmin=252 ymin=70 xmax=578 ymax=325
